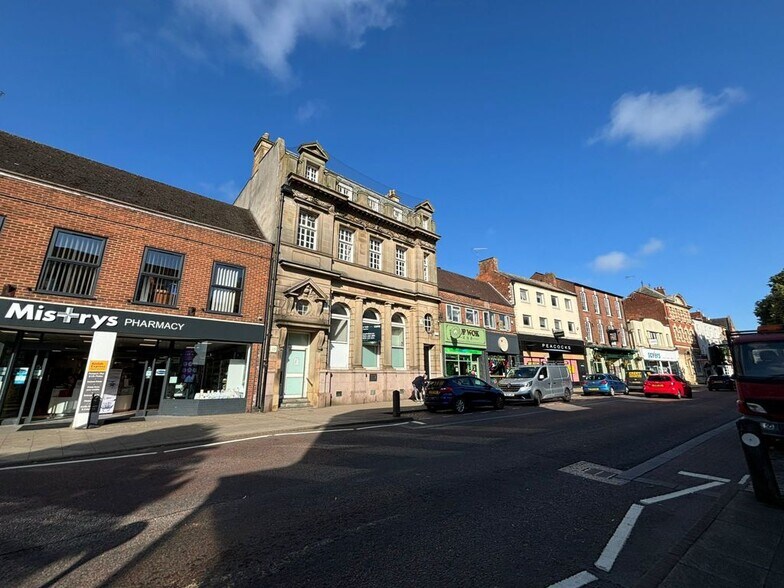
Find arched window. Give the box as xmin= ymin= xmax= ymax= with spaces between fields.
xmin=585 ymin=318 xmax=593 ymax=342
xmin=362 ymin=309 xmax=381 ymax=369
xmin=391 ymin=313 xmax=406 ymax=369
xmin=423 ymin=313 xmax=433 ymax=333
xmin=329 ymin=304 xmax=350 ymax=368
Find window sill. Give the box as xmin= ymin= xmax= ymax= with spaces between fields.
xmin=203 ymin=310 xmax=244 ymax=318
xmin=31 ymin=289 xmax=98 ymax=301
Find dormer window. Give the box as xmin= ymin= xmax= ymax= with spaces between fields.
xmin=305 ymin=164 xmax=319 ymax=182
xmin=422 ymin=216 xmax=430 ymax=230
xmin=368 ymin=196 xmax=380 ymax=212
xmin=337 ymin=182 xmax=353 ymax=199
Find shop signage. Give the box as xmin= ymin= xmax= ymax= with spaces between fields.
xmin=608 ymin=329 xmax=618 ymax=344
xmin=99 ymin=369 xmax=123 ymax=415
xmin=640 ymin=347 xmax=679 ymax=362
xmin=486 ymin=331 xmax=520 ymax=355
xmin=521 ymin=337 xmax=585 ymax=355
xmin=440 ymin=323 xmax=486 ymax=348
xmin=0 ymin=298 xmax=264 ymax=343
xmin=362 ymin=324 xmax=381 ymax=343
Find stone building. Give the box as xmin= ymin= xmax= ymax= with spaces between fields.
xmin=690 ymin=311 xmax=732 ymax=379
xmin=0 ymin=131 xmax=271 ymax=427
xmin=437 ymin=268 xmax=517 ymax=384
xmin=477 ymin=258 xmax=586 ymax=384
xmin=623 ymin=286 xmax=697 ymax=383
xmin=235 ymin=133 xmax=440 ymax=409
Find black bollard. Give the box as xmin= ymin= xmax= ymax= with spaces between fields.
xmin=737 ymin=418 xmax=781 ymax=505
xmin=392 ymin=389 xmax=401 ymax=417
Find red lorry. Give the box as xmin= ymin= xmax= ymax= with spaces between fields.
xmin=728 ymin=325 xmax=784 ymax=504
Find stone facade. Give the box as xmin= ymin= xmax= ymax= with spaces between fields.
xmin=235 ymin=134 xmax=440 ymax=410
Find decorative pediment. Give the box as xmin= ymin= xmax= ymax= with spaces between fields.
xmin=282 ymin=279 xmax=329 ymax=318
xmin=297 ymin=142 xmax=329 ymax=163
xmin=414 ymin=200 xmax=435 ymax=213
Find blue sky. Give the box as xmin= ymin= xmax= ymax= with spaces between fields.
xmin=1 ymin=1 xmax=782 ymax=329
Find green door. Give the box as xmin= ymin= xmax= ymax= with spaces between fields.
xmin=283 ymin=334 xmax=309 ymax=399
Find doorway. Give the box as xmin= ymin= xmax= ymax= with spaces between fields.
xmin=282 ymin=333 xmax=309 ymax=399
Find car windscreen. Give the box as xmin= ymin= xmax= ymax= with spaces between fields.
xmin=507 ymin=367 xmax=538 ymax=379
xmin=425 ymin=378 xmax=446 ymax=390
xmin=736 ymin=341 xmax=784 ymax=378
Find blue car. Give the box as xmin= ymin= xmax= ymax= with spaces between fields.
xmin=424 ymin=375 xmax=506 ymax=413
xmin=582 ymin=373 xmax=629 ymax=396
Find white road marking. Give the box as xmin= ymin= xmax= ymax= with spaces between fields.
xmin=547 ymin=570 xmax=598 ymax=588
xmin=594 ymin=504 xmax=644 ymax=572
xmin=739 ymin=474 xmax=750 ymax=485
xmin=640 ymin=481 xmax=725 ymax=505
xmin=678 ymin=471 xmax=731 ymax=483
xmin=164 ymin=434 xmax=273 ymax=452
xmin=410 ymin=421 xmax=426 ymax=425
xmin=356 ymin=421 xmax=409 ymax=430
xmin=0 ymin=451 xmax=158 ymax=470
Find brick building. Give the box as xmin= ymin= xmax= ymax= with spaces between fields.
xmin=532 ymin=272 xmax=636 ymax=378
xmin=0 ymin=131 xmax=271 ymax=427
xmin=623 ymin=286 xmax=697 ymax=383
xmin=235 ymin=134 xmax=440 ymax=409
xmin=437 ymin=268 xmax=517 ymax=383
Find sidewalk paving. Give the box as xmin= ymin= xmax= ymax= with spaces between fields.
xmin=0 ymin=398 xmax=427 ymax=467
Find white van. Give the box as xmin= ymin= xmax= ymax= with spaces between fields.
xmin=497 ymin=363 xmax=573 ymax=405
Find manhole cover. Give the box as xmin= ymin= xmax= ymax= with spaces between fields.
xmin=560 ymin=461 xmax=628 ymax=485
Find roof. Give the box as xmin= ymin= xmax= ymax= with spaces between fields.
xmin=530 ymin=272 xmax=625 ymax=299
xmin=0 ymin=130 xmax=265 ymax=240
xmin=437 ymin=268 xmax=512 ymax=306
xmin=496 ymin=270 xmax=575 ymax=296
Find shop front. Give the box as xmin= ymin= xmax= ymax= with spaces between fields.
xmin=639 ymin=347 xmax=681 ymax=376
xmin=518 ymin=334 xmax=587 ymax=384
xmin=486 ymin=332 xmax=520 ymax=384
xmin=0 ymin=298 xmax=264 ymax=427
xmin=440 ymin=323 xmax=487 ymax=380
xmin=586 ymin=344 xmax=637 ymax=380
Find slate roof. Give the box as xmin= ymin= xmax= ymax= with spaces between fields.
xmin=0 ymin=130 xmax=264 ymax=239
xmin=496 ymin=270 xmax=575 ymax=296
xmin=437 ymin=268 xmax=512 ymax=306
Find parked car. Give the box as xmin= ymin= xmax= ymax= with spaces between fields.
xmin=582 ymin=373 xmax=629 ymax=396
xmin=424 ymin=375 xmax=505 ymax=413
xmin=497 ymin=363 xmax=573 ymax=405
xmin=643 ymin=374 xmax=693 ymax=398
xmin=707 ymin=374 xmax=735 ymax=391
xmin=625 ymin=369 xmax=651 ymax=392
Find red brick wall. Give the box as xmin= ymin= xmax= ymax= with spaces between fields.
xmin=0 ymin=174 xmax=273 ymax=410
xmin=476 ymin=258 xmax=513 ymax=302
xmin=438 ymin=289 xmax=515 ymax=331
xmin=622 ymin=291 xmax=667 ymax=324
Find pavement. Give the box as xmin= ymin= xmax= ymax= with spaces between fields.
xmin=1 ymin=393 xmax=783 ymax=587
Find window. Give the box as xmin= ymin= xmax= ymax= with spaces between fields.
xmin=305 ymin=164 xmax=318 ymax=182
xmin=554 ymin=319 xmax=562 ymax=331
xmin=447 ymin=304 xmax=461 ymax=323
xmin=423 ymin=253 xmax=430 ymax=281
xmin=362 ymin=309 xmax=381 ymax=368
xmin=0 ymin=215 xmax=5 ymax=232
xmin=621 ymin=328 xmax=628 ymax=347
xmin=295 ymin=300 xmax=310 ymax=315
xmin=551 ymin=295 xmax=559 ymax=308
xmin=598 ymin=320 xmax=605 ymax=343
xmin=665 ymin=333 xmax=671 ymax=346
xmin=522 ymin=314 xmax=532 ymax=327
xmin=134 ymin=248 xmax=184 ymax=307
xmin=208 ymin=263 xmax=245 ymax=314
xmin=368 ymin=196 xmax=380 ymax=212
xmin=337 ymin=227 xmax=354 ymax=262
xmin=565 ymin=298 xmax=572 ymax=311
xmin=648 ymin=331 xmax=659 ymax=345
xmin=536 ymin=292 xmax=545 ymax=305
xmin=483 ymin=311 xmax=495 ymax=329
xmin=615 ymin=299 xmax=623 ymax=319
xmin=337 ymin=183 xmax=353 ymax=199
xmin=593 ymin=293 xmax=600 ymax=314
xmin=423 ymin=313 xmax=433 ymax=333
xmin=422 ymin=216 xmax=430 ymax=230
xmin=37 ymin=229 xmax=106 ymax=297
xmin=369 ymin=238 xmax=382 ymax=270
xmin=519 ymin=288 xmax=529 ymax=302
xmin=585 ymin=318 xmax=593 ymax=342
xmin=391 ymin=313 xmax=406 ymax=369
xmin=393 ymin=208 xmax=403 ymax=221
xmin=498 ymin=315 xmax=510 ymax=331
xmin=568 ymin=321 xmax=576 ymax=334
xmin=297 ymin=210 xmax=317 ymax=250
xmin=580 ymin=290 xmax=588 ymax=311
xmin=539 ymin=317 xmax=548 ymax=329
xmin=465 ymin=308 xmax=479 ymax=326
xmin=395 ymin=246 xmax=407 ymax=277
xmin=604 ymin=295 xmax=612 ymax=316
xmin=329 ymin=304 xmax=350 ymax=368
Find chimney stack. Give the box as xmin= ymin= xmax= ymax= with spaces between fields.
xmin=478 ymin=257 xmax=499 ymax=275
xmin=654 ymin=286 xmax=666 ymax=295
xmin=387 ymin=189 xmax=399 ymax=202
xmin=252 ymin=132 xmax=274 ymax=176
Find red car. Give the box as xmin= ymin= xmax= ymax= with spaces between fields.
xmin=643 ymin=374 xmax=693 ymax=399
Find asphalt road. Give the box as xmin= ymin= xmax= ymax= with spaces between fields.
xmin=0 ymin=389 xmax=746 ymax=587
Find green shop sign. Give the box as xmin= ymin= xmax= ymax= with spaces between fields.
xmin=440 ymin=323 xmax=487 ymax=348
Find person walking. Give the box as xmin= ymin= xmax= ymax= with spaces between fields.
xmin=412 ymin=374 xmax=426 ymax=401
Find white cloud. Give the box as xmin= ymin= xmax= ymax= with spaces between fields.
xmin=296 ymin=99 xmax=326 ymax=123
xmin=591 ymin=86 xmax=745 ymax=149
xmin=639 ymin=238 xmax=664 ymax=255
xmin=198 ymin=179 xmax=240 ymax=201
xmin=591 ymin=251 xmax=632 ymax=273
xmin=173 ymin=0 xmax=398 ymax=81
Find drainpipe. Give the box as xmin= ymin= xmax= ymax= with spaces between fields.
xmin=257 ymin=182 xmax=294 ymax=411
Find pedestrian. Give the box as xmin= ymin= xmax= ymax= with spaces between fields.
xmin=412 ymin=374 xmax=426 ymax=401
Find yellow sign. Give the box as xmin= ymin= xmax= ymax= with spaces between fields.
xmin=88 ymin=360 xmax=109 ymax=372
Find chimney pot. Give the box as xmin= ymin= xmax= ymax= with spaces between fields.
xmin=387 ymin=189 xmax=399 ymax=202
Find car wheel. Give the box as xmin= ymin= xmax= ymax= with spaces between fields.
xmin=533 ymin=391 xmax=543 ymax=406
xmin=454 ymin=398 xmax=468 ymax=414
xmin=623 ymin=385 xmax=630 ymax=395
xmin=562 ymin=388 xmax=572 ymax=403
xmin=493 ymin=395 xmax=505 ymax=410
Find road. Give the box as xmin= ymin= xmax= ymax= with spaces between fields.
xmin=0 ymin=389 xmax=745 ymax=587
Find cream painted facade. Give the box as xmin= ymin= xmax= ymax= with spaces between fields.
xmin=513 ymin=282 xmax=581 ymax=341
xmin=235 ymin=134 xmax=441 ymax=410
xmin=628 ymin=318 xmax=682 ymax=374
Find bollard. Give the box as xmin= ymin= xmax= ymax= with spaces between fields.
xmin=392 ymin=389 xmax=401 ymax=417
xmin=737 ymin=418 xmax=781 ymax=505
